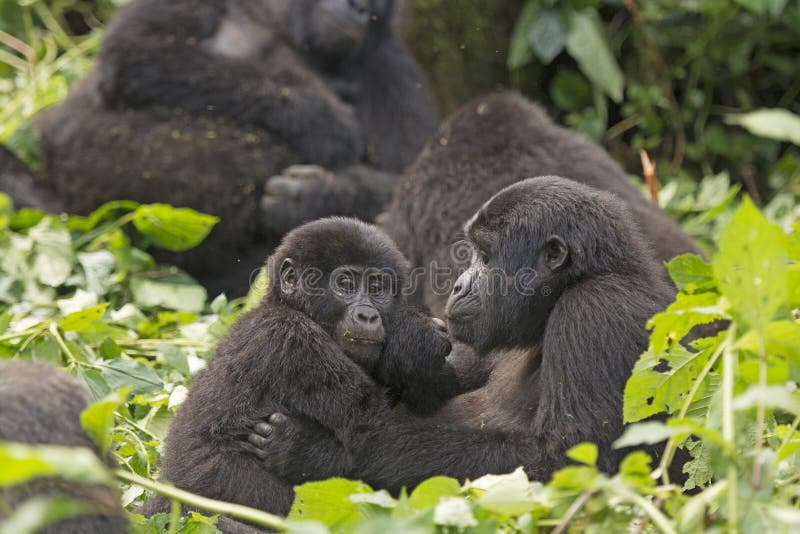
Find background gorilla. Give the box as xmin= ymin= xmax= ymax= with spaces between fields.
xmin=247 ymin=176 xmax=683 ymax=491
xmin=0 ymin=145 xmax=61 ymax=212
xmin=140 ymin=218 xmax=462 ymax=518
xmin=381 ymin=92 xmax=699 ymax=315
xmin=37 ymin=0 xmax=435 ymax=295
xmin=0 ymin=360 xmax=128 ymax=534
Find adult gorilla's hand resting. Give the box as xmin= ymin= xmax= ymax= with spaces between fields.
xmin=247 ymin=176 xmax=681 ymax=490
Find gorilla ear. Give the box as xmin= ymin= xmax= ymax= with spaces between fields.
xmin=544 ymin=235 xmax=568 ymax=271
xmin=280 ymin=258 xmax=299 ymax=294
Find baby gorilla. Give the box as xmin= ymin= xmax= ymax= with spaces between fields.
xmin=140 ymin=218 xmax=457 ymax=518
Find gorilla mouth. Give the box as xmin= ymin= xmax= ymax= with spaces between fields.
xmin=342 ymin=335 xmax=382 ymax=345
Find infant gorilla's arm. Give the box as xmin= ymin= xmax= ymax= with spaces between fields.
xmin=98 ymin=0 xmax=362 ymax=167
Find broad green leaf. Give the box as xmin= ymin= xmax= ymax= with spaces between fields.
xmin=618 ymin=451 xmax=655 ymax=489
xmin=289 ymin=478 xmax=372 ymax=529
xmin=566 ymin=442 xmax=598 ymax=466
xmin=80 ymin=388 xmax=128 ymax=455
xmin=0 ymin=442 xmax=112 ymax=486
xmin=130 ymin=271 xmax=207 ymax=313
xmin=29 ymin=217 xmax=74 ymax=287
xmin=65 ymin=200 xmax=140 ymax=232
xmin=624 ymin=344 xmax=714 ymax=422
xmin=613 ymin=422 xmax=692 ymax=449
xmin=733 ymin=385 xmax=800 ymax=415
xmin=550 ymin=71 xmax=591 ymax=111
xmin=737 ymin=321 xmax=800 ymax=367
xmin=507 ymin=0 xmax=537 ymax=69
xmin=565 ymin=9 xmax=624 ymax=103
xmin=408 ymin=476 xmax=461 ymax=509
xmin=527 ymin=9 xmax=565 ymax=64
xmin=713 ymin=198 xmax=788 ymax=334
xmin=726 ymin=108 xmax=800 ymax=146
xmin=470 ymin=468 xmax=540 ymax=516
xmin=96 ymin=358 xmax=163 ymax=395
xmin=549 ymin=465 xmax=599 ymax=490
xmin=665 ymin=254 xmax=716 ymax=293
xmin=58 ymin=303 xmax=109 ymax=332
xmin=647 ymin=292 xmax=727 ymax=355
xmin=432 ymin=497 xmax=477 ymax=528
xmin=349 ymin=490 xmax=396 ymax=508
xmin=132 ymin=204 xmax=218 ymax=252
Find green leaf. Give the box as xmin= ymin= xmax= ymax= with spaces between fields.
xmin=550 ymin=71 xmax=591 ymax=111
xmin=648 ymin=292 xmax=727 ymax=355
xmin=80 ymin=388 xmax=128 ymax=455
xmin=96 ymin=358 xmax=163 ymax=395
xmin=666 ymin=254 xmax=716 ymax=293
xmin=725 ymin=108 xmax=800 ymax=146
xmin=527 ymin=9 xmax=565 ymax=64
xmin=469 ymin=468 xmax=539 ymax=516
xmin=566 ymin=442 xmax=598 ymax=466
xmin=624 ymin=344 xmax=714 ymax=422
xmin=65 ymin=200 xmax=140 ymax=232
xmin=733 ymin=385 xmax=800 ymax=415
xmin=618 ymin=451 xmax=655 ymax=488
xmin=507 ymin=0 xmax=538 ymax=69
xmin=289 ymin=478 xmax=372 ymax=529
xmin=614 ymin=422 xmax=692 ymax=449
xmin=0 ymin=442 xmax=112 ymax=487
xmin=29 ymin=217 xmax=74 ymax=287
xmin=130 ymin=271 xmax=207 ymax=313
xmin=408 ymin=476 xmax=461 ymax=509
xmin=59 ymin=303 xmax=109 ymax=332
xmin=132 ymin=204 xmax=218 ymax=252
xmin=713 ymin=197 xmax=788 ymax=334
xmin=349 ymin=490 xmax=396 ymax=508
xmin=0 ymin=496 xmax=92 ymax=534
xmin=678 ymin=480 xmax=727 ymax=532
xmin=565 ymin=9 xmax=624 ymax=103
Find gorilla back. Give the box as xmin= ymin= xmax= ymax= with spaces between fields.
xmin=38 ymin=0 xmax=435 ymax=295
xmin=382 ymin=92 xmax=699 ymax=314
xmin=0 ymin=361 xmax=128 ymax=534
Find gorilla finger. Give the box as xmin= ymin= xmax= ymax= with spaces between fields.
xmin=269 ymin=413 xmax=288 ymax=425
xmin=264 ymin=176 xmax=305 ymax=197
xmin=241 ymin=442 xmax=268 ymax=460
xmin=248 ymin=433 xmax=270 ymax=449
xmin=254 ymin=422 xmax=273 ymax=437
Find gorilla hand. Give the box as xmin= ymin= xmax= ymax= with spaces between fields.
xmin=243 ymin=413 xmax=349 ymax=484
xmin=260 ymin=165 xmax=359 ymax=238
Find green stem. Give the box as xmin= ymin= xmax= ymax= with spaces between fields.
xmin=49 ymin=322 xmax=78 ymax=365
xmin=114 ymin=470 xmax=287 ymax=531
xmin=612 ymin=485 xmax=676 ymax=534
xmin=168 ymin=499 xmax=181 ymax=534
xmin=752 ymin=336 xmax=767 ymax=489
xmin=721 ymin=325 xmax=738 ymax=533
xmin=659 ymin=336 xmax=726 ymax=485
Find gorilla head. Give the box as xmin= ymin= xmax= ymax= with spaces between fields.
xmin=274 ymin=0 xmax=393 ymax=62
xmin=446 ymin=175 xmax=652 ymax=354
xmin=267 ymin=217 xmax=410 ymax=372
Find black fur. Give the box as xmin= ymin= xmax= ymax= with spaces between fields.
xmin=0 ymin=145 xmax=61 ymax=212
xmin=381 ymin=92 xmax=699 ymax=315
xmin=139 ymin=218 xmax=460 ymax=519
xmin=0 ymin=361 xmax=128 ymax=533
xmin=38 ymin=0 xmax=435 ymax=296
xmin=249 ymin=176 xmax=680 ymax=491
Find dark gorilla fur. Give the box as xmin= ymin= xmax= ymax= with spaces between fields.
xmin=38 ymin=0 xmax=435 ymax=295
xmin=0 ymin=361 xmax=128 ymax=533
xmin=139 ymin=218 xmax=460 ymax=519
xmin=0 ymin=145 xmax=61 ymax=212
xmin=382 ymin=92 xmax=699 ymax=315
xmin=246 ymin=176 xmax=684 ymax=491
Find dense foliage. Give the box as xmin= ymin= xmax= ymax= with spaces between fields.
xmin=0 ymin=1 xmax=799 ymax=533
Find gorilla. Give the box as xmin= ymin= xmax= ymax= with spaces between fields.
xmin=139 ymin=218 xmax=465 ymax=518
xmin=0 ymin=360 xmax=128 ymax=534
xmin=246 ymin=176 xmax=683 ymax=491
xmin=381 ymin=92 xmax=699 ymax=315
xmin=37 ymin=0 xmax=435 ymax=295
xmin=0 ymin=145 xmax=61 ymax=212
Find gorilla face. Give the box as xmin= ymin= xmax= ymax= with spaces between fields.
xmin=445 ymin=183 xmax=571 ymax=354
xmin=278 ymin=0 xmax=392 ymax=61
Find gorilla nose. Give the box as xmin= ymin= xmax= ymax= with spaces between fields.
xmin=355 ymin=304 xmax=380 ymax=326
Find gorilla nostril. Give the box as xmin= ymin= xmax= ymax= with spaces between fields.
xmin=453 ymin=282 xmax=462 ymax=294
xmin=355 ymin=305 xmax=380 ymax=325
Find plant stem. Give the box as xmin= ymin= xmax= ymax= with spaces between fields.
xmin=721 ymin=325 xmax=738 ymax=533
xmin=114 ymin=470 xmax=287 ymax=531
xmin=168 ymin=498 xmax=181 ymax=534
xmin=752 ymin=336 xmax=767 ymax=489
xmin=612 ymin=485 xmax=676 ymax=534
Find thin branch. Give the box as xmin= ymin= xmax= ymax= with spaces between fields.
xmin=553 ymin=490 xmax=595 ymax=534
xmin=639 ymin=150 xmax=660 ymax=206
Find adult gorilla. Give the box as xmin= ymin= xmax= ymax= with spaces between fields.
xmin=38 ymin=0 xmax=435 ymax=295
xmin=381 ymin=92 xmax=699 ymax=315
xmin=247 ymin=176 xmax=681 ymax=489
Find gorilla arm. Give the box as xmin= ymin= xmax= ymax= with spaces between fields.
xmin=96 ymin=0 xmax=362 ymax=167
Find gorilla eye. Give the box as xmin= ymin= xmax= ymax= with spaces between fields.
xmin=367 ymin=277 xmax=385 ymax=295
xmin=335 ymin=273 xmax=357 ymax=293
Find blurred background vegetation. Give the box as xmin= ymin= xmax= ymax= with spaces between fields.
xmin=0 ymin=0 xmax=799 ymax=246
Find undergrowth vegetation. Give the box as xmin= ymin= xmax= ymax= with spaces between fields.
xmin=1 ymin=0 xmax=799 ymax=533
